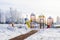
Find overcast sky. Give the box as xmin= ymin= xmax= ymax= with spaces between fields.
xmin=0 ymin=0 xmax=60 ymax=22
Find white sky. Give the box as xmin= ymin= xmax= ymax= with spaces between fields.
xmin=0 ymin=0 xmax=60 ymax=22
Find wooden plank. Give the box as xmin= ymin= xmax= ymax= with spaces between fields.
xmin=10 ymin=30 xmax=38 ymax=40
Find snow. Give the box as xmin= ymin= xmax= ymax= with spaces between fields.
xmin=25 ymin=28 xmax=60 ymax=40
xmin=1 ymin=24 xmax=60 ymax=40
xmin=0 ymin=24 xmax=32 ymax=40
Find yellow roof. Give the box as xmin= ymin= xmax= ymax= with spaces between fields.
xmin=39 ymin=15 xmax=45 ymax=18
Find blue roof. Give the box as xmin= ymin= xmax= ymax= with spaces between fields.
xmin=30 ymin=13 xmax=35 ymax=16
xmin=48 ymin=16 xmax=52 ymax=19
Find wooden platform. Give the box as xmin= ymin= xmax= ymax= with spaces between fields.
xmin=10 ymin=30 xmax=38 ymax=40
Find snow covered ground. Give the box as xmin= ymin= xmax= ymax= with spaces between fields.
xmin=1 ymin=24 xmax=60 ymax=40
xmin=25 ymin=28 xmax=60 ymax=40
xmin=0 ymin=24 xmax=32 ymax=40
